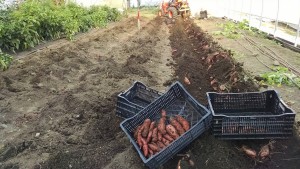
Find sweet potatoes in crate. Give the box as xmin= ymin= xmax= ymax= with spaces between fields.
xmin=170 ymin=116 xmax=185 ymax=135
xmin=132 ymin=109 xmax=190 ymax=158
xmin=176 ymin=115 xmax=190 ymax=131
xmin=142 ymin=119 xmax=151 ymax=137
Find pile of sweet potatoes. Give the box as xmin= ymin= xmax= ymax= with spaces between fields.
xmin=133 ymin=109 xmax=190 ymax=158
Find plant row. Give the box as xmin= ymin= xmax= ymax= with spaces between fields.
xmin=0 ymin=0 xmax=121 ymax=52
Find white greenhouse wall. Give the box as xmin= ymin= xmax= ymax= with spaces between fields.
xmin=187 ymin=0 xmax=300 ymax=46
xmin=188 ymin=0 xmax=300 ymax=25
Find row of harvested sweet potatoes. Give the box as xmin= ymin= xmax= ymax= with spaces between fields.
xmin=133 ymin=109 xmax=190 ymax=158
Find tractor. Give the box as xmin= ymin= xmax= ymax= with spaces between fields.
xmin=158 ymin=0 xmax=190 ymax=19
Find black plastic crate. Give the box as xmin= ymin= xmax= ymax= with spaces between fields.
xmin=120 ymin=82 xmax=212 ymax=169
xmin=206 ymin=90 xmax=295 ymax=140
xmin=116 ymin=81 xmax=163 ymax=119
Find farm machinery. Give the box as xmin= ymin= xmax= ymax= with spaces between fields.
xmin=158 ymin=0 xmax=190 ymax=19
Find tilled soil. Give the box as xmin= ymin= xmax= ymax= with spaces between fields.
xmin=0 ymin=17 xmax=173 ymax=169
xmin=1 ymin=16 xmax=300 ymax=169
xmin=169 ymin=19 xmax=257 ymax=103
xmin=166 ymin=18 xmax=300 ymax=169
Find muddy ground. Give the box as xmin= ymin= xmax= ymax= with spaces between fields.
xmin=1 ymin=14 xmax=300 ymax=169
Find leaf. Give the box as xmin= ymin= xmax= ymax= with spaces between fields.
xmin=0 ymin=51 xmax=13 ymax=71
xmin=260 ymin=67 xmax=300 ymax=87
xmin=0 ymin=1 xmax=121 ymax=51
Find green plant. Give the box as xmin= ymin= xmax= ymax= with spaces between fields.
xmin=213 ymin=19 xmax=254 ymax=39
xmin=0 ymin=50 xmax=13 ymax=70
xmin=213 ymin=22 xmax=240 ymax=39
xmin=237 ymin=19 xmax=250 ymax=30
xmin=260 ymin=66 xmax=300 ymax=88
xmin=0 ymin=0 xmax=121 ymax=51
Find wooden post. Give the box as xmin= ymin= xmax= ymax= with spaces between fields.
xmin=137 ymin=0 xmax=140 ymax=30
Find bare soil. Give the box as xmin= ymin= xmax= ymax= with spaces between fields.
xmin=194 ymin=18 xmax=300 ymax=123
xmin=1 ymin=15 xmax=300 ymax=169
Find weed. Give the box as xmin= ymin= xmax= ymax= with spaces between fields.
xmin=0 ymin=49 xmax=13 ymax=71
xmin=213 ymin=19 xmax=255 ymax=39
xmin=260 ymin=66 xmax=300 ymax=87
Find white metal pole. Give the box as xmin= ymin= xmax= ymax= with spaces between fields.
xmin=249 ymin=0 xmax=252 ymax=26
xmin=228 ymin=0 xmax=231 ymax=19
xmin=274 ymin=0 xmax=280 ymax=37
xmin=236 ymin=0 xmax=238 ymax=21
xmin=259 ymin=0 xmax=264 ymax=29
xmin=227 ymin=0 xmax=230 ymax=18
xmin=123 ymin=0 xmax=127 ymax=11
xmin=234 ymin=0 xmax=237 ymax=21
xmin=240 ymin=0 xmax=243 ymax=21
xmin=230 ymin=0 xmax=233 ymax=19
xmin=295 ymin=17 xmax=300 ymax=47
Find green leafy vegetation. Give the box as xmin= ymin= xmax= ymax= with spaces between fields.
xmin=0 ymin=0 xmax=121 ymax=52
xmin=0 ymin=49 xmax=13 ymax=71
xmin=260 ymin=66 xmax=300 ymax=88
xmin=213 ymin=19 xmax=255 ymax=39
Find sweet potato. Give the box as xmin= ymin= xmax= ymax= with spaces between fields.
xmin=146 ymin=130 xmax=153 ymax=143
xmin=158 ymin=131 xmax=163 ymax=141
xmin=152 ymin=128 xmax=158 ymax=142
xmin=241 ymin=145 xmax=256 ymax=159
xmin=161 ymin=137 xmax=170 ymax=146
xmin=149 ymin=148 xmax=154 ymax=157
xmin=158 ymin=117 xmax=167 ymax=135
xmin=177 ymin=159 xmax=182 ymax=169
xmin=141 ymin=137 xmax=147 ymax=146
xmin=184 ymin=76 xmax=191 ymax=85
xmin=143 ymin=144 xmax=148 ymax=157
xmin=161 ymin=109 xmax=167 ymax=118
xmin=142 ymin=119 xmax=151 ymax=137
xmin=157 ymin=141 xmax=166 ymax=149
xmin=134 ymin=125 xmax=142 ymax=139
xmin=137 ymin=126 xmax=144 ymax=148
xmin=163 ymin=133 xmax=174 ymax=142
xmin=259 ymin=145 xmax=269 ymax=160
xmin=148 ymin=143 xmax=160 ymax=152
xmin=259 ymin=140 xmax=275 ymax=160
xmin=170 ymin=116 xmax=185 ymax=135
xmin=149 ymin=121 xmax=156 ymax=132
xmin=176 ymin=115 xmax=190 ymax=131
xmin=166 ymin=124 xmax=180 ymax=139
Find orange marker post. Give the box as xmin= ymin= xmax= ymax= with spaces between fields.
xmin=137 ymin=9 xmax=141 ymax=30
xmin=137 ymin=0 xmax=141 ymax=30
